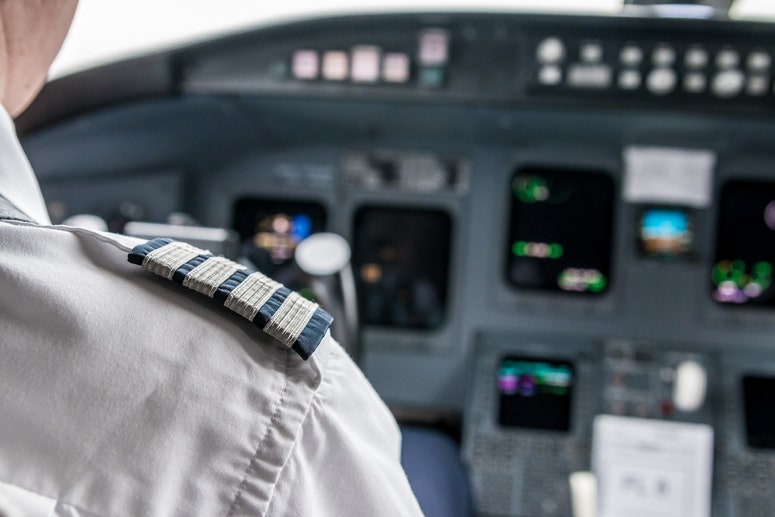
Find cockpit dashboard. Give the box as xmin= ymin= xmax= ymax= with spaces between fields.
xmin=19 ymin=10 xmax=775 ymax=516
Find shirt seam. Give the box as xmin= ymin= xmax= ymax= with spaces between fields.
xmin=262 ymin=375 xmax=327 ymax=516
xmin=226 ymin=351 xmax=291 ymax=517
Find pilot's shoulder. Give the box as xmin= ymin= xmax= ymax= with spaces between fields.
xmin=2 ymin=221 xmax=333 ymax=361
xmin=128 ymin=237 xmax=333 ymax=361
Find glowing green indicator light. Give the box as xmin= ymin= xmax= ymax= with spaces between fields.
xmin=588 ymin=275 xmax=607 ymax=293
xmin=754 ymin=261 xmax=773 ymax=278
xmin=558 ymin=268 xmax=607 ymax=293
xmin=712 ymin=259 xmax=774 ymax=303
xmin=512 ymin=241 xmax=564 ymax=259
xmin=513 ymin=175 xmax=550 ymax=204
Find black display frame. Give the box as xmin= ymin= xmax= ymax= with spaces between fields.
xmin=497 ymin=355 xmax=575 ymax=433
xmin=504 ymin=166 xmax=616 ymax=296
xmin=352 ymin=204 xmax=453 ymax=331
xmin=713 ymin=179 xmax=775 ymax=308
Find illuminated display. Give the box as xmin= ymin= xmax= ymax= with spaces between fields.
xmin=418 ymin=29 xmax=449 ymax=66
xmin=713 ymin=180 xmax=775 ymax=306
xmin=639 ymin=208 xmax=693 ymax=258
xmin=498 ymin=357 xmax=574 ymax=431
xmin=506 ymin=168 xmax=615 ymax=295
xmin=322 ymin=50 xmax=349 ymax=81
xmin=232 ymin=198 xmax=326 ymax=287
xmin=353 ymin=206 xmax=452 ymax=329
xmin=291 ymin=49 xmax=319 ymax=80
xmin=382 ymin=52 xmax=411 ymax=83
xmin=351 ymin=45 xmax=381 ymax=83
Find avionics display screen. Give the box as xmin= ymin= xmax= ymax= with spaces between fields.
xmin=506 ymin=168 xmax=615 ymax=294
xmin=743 ymin=375 xmax=775 ymax=449
xmin=353 ymin=206 xmax=452 ymax=329
xmin=713 ymin=181 xmax=775 ymax=305
xmin=497 ymin=356 xmax=574 ymax=431
xmin=232 ymin=198 xmax=326 ymax=286
xmin=639 ymin=208 xmax=693 ymax=259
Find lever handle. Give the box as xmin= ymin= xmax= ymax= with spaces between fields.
xmin=296 ymin=233 xmax=360 ymax=363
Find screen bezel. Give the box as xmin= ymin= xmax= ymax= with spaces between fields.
xmin=352 ymin=204 xmax=454 ymax=331
xmin=712 ymin=179 xmax=775 ymax=308
xmin=504 ymin=166 xmax=616 ymax=296
xmin=742 ymin=374 xmax=775 ymax=450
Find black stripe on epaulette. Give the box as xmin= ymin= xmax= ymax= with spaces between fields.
xmin=172 ymin=254 xmax=210 ymax=283
xmin=292 ymin=308 xmax=335 ymax=360
xmin=213 ymin=269 xmax=251 ymax=304
xmin=255 ymin=286 xmax=292 ymax=327
xmin=127 ymin=237 xmax=174 ymax=265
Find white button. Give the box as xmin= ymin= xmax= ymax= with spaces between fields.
xmin=672 ymin=360 xmax=707 ymax=413
xmin=684 ymin=73 xmax=707 ymax=93
xmin=652 ymin=45 xmax=676 ymax=67
xmin=567 ymin=64 xmax=612 ymax=89
xmin=747 ymin=75 xmax=769 ymax=96
xmin=322 ymin=51 xmax=349 ymax=81
xmin=620 ymin=45 xmax=643 ymax=66
xmin=538 ymin=65 xmax=563 ymax=85
xmin=618 ymin=70 xmax=641 ymax=90
xmin=685 ymin=47 xmax=708 ymax=69
xmin=647 ymin=68 xmax=677 ymax=95
xmin=382 ymin=53 xmax=410 ymax=83
xmin=351 ymin=46 xmax=381 ymax=83
xmin=712 ymin=69 xmax=745 ymax=97
xmin=748 ymin=51 xmax=771 ymax=71
xmin=291 ymin=49 xmax=319 ymax=80
xmin=716 ymin=49 xmax=740 ymax=69
xmin=537 ymin=37 xmax=565 ymax=64
xmin=581 ymin=42 xmax=604 ymax=63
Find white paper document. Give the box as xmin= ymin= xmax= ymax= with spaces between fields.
xmin=593 ymin=415 xmax=714 ymax=517
xmin=623 ymin=147 xmax=715 ymax=208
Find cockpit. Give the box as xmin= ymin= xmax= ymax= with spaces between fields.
xmin=18 ymin=1 xmax=775 ymax=515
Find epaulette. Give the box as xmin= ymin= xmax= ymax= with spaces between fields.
xmin=128 ymin=238 xmax=333 ymax=360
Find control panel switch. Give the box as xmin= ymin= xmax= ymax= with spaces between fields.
xmin=685 ymin=47 xmax=709 ymax=69
xmin=647 ymin=68 xmax=677 ymax=95
xmin=673 ymin=360 xmax=707 ymax=413
xmin=536 ymin=37 xmax=565 ymax=64
xmin=712 ymin=69 xmax=745 ymax=97
xmin=748 ymin=50 xmax=771 ymax=71
xmin=620 ymin=45 xmax=643 ymax=67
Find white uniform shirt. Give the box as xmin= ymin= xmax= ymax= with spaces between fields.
xmin=0 ymin=107 xmax=423 ymax=517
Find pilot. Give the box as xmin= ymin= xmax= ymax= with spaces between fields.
xmin=0 ymin=2 xmax=423 ymax=516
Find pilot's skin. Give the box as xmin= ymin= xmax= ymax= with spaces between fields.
xmin=0 ymin=2 xmax=423 ymax=516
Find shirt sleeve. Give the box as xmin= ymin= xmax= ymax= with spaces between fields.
xmin=265 ymin=342 xmax=424 ymax=517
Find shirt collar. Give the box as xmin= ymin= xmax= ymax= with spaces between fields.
xmin=0 ymin=106 xmax=51 ymax=225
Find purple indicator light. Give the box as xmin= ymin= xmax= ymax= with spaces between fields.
xmin=518 ymin=375 xmax=538 ymax=397
xmin=498 ymin=375 xmax=519 ymax=394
